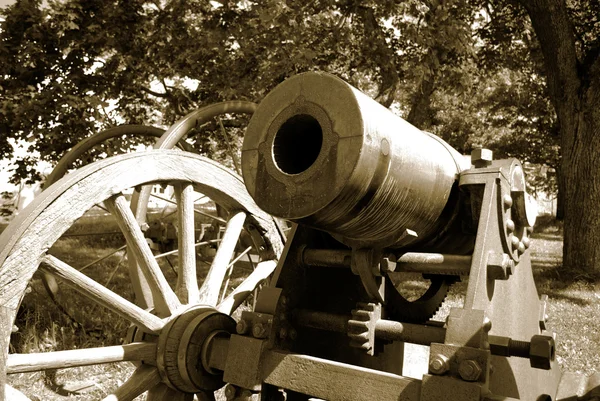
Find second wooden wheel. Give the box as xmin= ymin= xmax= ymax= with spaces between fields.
xmin=0 ymin=150 xmax=284 ymax=400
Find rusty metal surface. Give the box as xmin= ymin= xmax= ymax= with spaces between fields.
xmin=242 ymin=72 xmax=470 ymax=250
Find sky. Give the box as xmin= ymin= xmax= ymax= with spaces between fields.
xmin=0 ymin=0 xmax=14 ymax=10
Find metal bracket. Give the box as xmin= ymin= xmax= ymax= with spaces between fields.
xmin=351 ymin=248 xmax=385 ymax=303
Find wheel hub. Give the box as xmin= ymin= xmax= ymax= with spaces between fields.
xmin=156 ymin=306 xmax=236 ymax=393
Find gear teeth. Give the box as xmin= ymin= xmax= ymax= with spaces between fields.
xmin=349 ymin=332 xmax=369 ymax=341
xmin=356 ymin=302 xmax=375 ymax=311
xmin=385 ymin=275 xmax=458 ymax=323
xmin=352 ymin=310 xmax=372 ymax=319
xmin=347 ymin=302 xmax=381 ymax=356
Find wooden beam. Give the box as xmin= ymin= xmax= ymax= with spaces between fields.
xmin=261 ymin=351 xmax=421 ymax=401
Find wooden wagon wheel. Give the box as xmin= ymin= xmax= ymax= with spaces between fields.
xmin=0 ymin=150 xmax=284 ymax=400
xmin=130 ymin=101 xmax=261 ymax=310
xmin=39 ymin=102 xmax=261 ymax=312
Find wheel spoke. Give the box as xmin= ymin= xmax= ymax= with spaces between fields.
xmin=175 ymin=183 xmax=199 ymax=304
xmin=7 ymin=342 xmax=156 ymax=374
xmin=105 ymin=194 xmax=181 ymax=316
xmin=102 ymin=365 xmax=161 ymax=401
xmin=41 ymin=255 xmax=164 ymax=334
xmin=198 ymin=211 xmax=246 ymax=306
xmin=146 ymin=383 xmax=194 ymax=400
xmin=217 ymin=260 xmax=277 ymax=315
xmin=220 ymin=246 xmax=253 ymax=303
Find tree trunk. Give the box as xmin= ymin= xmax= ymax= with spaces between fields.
xmin=560 ymin=62 xmax=600 ymax=271
xmin=555 ymin=166 xmax=564 ymax=220
xmin=518 ymin=0 xmax=600 ymax=271
xmin=406 ymin=74 xmax=436 ymax=130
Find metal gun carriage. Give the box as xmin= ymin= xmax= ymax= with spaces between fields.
xmin=0 ymin=72 xmax=597 ymax=400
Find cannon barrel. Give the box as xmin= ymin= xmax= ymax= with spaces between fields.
xmin=242 ymin=72 xmax=470 ymax=249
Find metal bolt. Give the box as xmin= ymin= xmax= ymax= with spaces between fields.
xmin=530 ymin=334 xmax=555 ymax=370
xmin=252 ymin=323 xmax=267 ymax=338
xmin=429 ymin=355 xmax=449 ymax=375
xmin=140 ymin=222 xmax=150 ymax=232
xmin=506 ymin=219 xmax=515 ymax=232
xmin=522 ymin=237 xmax=531 ymax=249
xmin=471 ymin=148 xmax=493 ymax=168
xmin=224 ymin=384 xmax=238 ymax=400
xmin=487 ymin=252 xmax=511 ymax=280
xmin=517 ymin=241 xmax=526 ymax=254
xmin=458 ymin=359 xmax=482 ymax=381
xmin=503 ymin=194 xmax=513 ymax=208
xmin=236 ymin=319 xmax=249 ymax=335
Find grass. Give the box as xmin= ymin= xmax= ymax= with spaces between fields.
xmin=5 ymin=208 xmax=252 ymax=400
xmin=4 ymin=214 xmax=600 ymax=399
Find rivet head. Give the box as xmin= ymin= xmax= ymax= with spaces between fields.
xmin=503 ymin=194 xmax=513 ymax=208
xmin=483 ymin=317 xmax=492 ymax=332
xmin=511 ymin=235 xmax=520 ymax=248
xmin=522 ymin=237 xmax=531 ymax=249
xmin=506 ymin=219 xmax=515 ymax=232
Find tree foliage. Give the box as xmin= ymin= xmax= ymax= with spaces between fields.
xmin=0 ymin=0 xmax=583 ymax=197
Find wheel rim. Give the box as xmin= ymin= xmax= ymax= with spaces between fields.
xmin=0 ymin=150 xmax=283 ymax=400
xmin=40 ymin=101 xmax=260 ymax=313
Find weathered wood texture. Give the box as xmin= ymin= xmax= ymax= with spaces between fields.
xmin=0 ymin=150 xmax=284 ymax=399
xmin=175 ymin=183 xmax=200 ymax=304
xmin=102 ymin=365 xmax=161 ymax=401
xmin=105 ymin=194 xmax=181 ymax=317
xmin=40 ymin=255 xmax=165 ymax=334
xmin=129 ymin=101 xmax=258 ymax=308
xmin=199 ymin=211 xmax=246 ymax=306
xmin=217 ymin=260 xmax=277 ymax=315
xmin=7 ymin=342 xmax=156 ymax=374
xmin=261 ymin=351 xmax=422 ymax=401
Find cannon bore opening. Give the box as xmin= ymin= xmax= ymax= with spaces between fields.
xmin=272 ymin=114 xmax=323 ymax=175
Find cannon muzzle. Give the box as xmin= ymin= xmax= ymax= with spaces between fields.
xmin=242 ymin=72 xmax=470 ymax=249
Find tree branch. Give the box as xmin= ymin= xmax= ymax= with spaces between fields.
xmin=139 ymin=86 xmax=169 ymax=98
xmin=516 ymin=0 xmax=580 ymax=115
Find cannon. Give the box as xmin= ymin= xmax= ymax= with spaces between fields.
xmin=0 ymin=72 xmax=598 ymax=400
